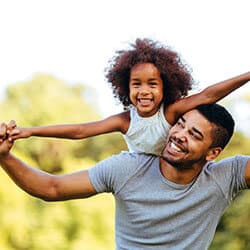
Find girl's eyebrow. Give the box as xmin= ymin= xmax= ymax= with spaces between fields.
xmin=148 ymin=78 xmax=159 ymax=81
xmin=130 ymin=77 xmax=140 ymax=80
xmin=130 ymin=77 xmax=158 ymax=81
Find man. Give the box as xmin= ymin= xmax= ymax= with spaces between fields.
xmin=0 ymin=104 xmax=249 ymax=250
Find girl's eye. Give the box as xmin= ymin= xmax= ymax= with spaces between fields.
xmin=149 ymin=82 xmax=157 ymax=86
xmin=131 ymin=82 xmax=140 ymax=87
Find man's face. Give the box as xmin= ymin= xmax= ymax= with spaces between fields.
xmin=162 ymin=110 xmax=216 ymax=169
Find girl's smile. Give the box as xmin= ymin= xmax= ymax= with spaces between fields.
xmin=129 ymin=63 xmax=164 ymax=117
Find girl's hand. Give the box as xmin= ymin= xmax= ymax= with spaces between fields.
xmin=8 ymin=127 xmax=32 ymax=141
xmin=4 ymin=120 xmax=31 ymax=141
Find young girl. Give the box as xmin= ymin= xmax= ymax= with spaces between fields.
xmin=7 ymin=39 xmax=250 ymax=156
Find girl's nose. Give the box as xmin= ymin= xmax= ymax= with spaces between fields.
xmin=139 ymin=85 xmax=150 ymax=94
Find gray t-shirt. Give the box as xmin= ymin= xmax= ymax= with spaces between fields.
xmin=88 ymin=152 xmax=249 ymax=250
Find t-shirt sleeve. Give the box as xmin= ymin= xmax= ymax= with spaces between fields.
xmin=88 ymin=152 xmax=139 ymax=194
xmin=208 ymin=155 xmax=249 ymax=202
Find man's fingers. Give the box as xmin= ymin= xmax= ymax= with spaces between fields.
xmin=0 ymin=123 xmax=7 ymax=140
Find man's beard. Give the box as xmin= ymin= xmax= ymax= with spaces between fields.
xmin=160 ymin=154 xmax=205 ymax=170
xmin=161 ymin=154 xmax=189 ymax=170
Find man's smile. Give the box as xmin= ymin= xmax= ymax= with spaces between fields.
xmin=167 ymin=138 xmax=188 ymax=154
xmin=170 ymin=142 xmax=183 ymax=152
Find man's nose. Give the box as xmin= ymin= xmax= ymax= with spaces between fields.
xmin=174 ymin=130 xmax=187 ymax=143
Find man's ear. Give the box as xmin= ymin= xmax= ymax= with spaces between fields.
xmin=206 ymin=147 xmax=222 ymax=161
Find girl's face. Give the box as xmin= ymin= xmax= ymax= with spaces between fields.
xmin=129 ymin=63 xmax=164 ymax=117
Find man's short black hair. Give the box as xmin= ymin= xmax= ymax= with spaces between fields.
xmin=196 ymin=104 xmax=235 ymax=149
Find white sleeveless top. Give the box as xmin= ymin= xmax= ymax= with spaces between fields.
xmin=123 ymin=105 xmax=171 ymax=156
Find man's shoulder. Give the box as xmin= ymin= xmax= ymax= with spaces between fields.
xmin=91 ymin=151 xmax=157 ymax=174
xmin=88 ymin=152 xmax=157 ymax=193
xmin=206 ymin=155 xmax=250 ymax=169
xmin=114 ymin=151 xmax=157 ymax=159
xmin=113 ymin=151 xmax=157 ymax=168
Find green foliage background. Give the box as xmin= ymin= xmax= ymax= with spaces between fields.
xmin=0 ymin=75 xmax=249 ymax=249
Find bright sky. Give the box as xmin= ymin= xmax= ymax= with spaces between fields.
xmin=0 ymin=0 xmax=249 ymax=121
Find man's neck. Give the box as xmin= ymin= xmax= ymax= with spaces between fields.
xmin=159 ymin=157 xmax=205 ymax=185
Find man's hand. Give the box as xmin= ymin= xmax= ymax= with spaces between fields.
xmin=0 ymin=138 xmax=13 ymax=157
xmin=0 ymin=122 xmax=14 ymax=157
xmin=0 ymin=122 xmax=7 ymax=141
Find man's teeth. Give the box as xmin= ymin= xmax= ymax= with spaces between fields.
xmin=170 ymin=142 xmax=182 ymax=152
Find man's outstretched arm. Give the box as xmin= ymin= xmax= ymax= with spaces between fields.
xmin=0 ymin=136 xmax=97 ymax=201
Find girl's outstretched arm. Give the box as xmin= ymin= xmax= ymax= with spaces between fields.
xmin=8 ymin=111 xmax=130 ymax=141
xmin=165 ymin=71 xmax=250 ymax=125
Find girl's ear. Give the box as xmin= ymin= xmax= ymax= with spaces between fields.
xmin=205 ymin=147 xmax=222 ymax=161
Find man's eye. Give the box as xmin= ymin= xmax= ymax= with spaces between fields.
xmin=190 ymin=132 xmax=195 ymax=137
xmin=177 ymin=122 xmax=184 ymax=128
xmin=190 ymin=132 xmax=200 ymax=140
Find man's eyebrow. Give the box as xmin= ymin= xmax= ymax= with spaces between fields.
xmin=180 ymin=116 xmax=185 ymax=122
xmin=192 ymin=127 xmax=204 ymax=139
xmin=181 ymin=115 xmax=204 ymax=139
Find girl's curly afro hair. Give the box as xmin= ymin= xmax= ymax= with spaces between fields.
xmin=105 ymin=38 xmax=194 ymax=108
